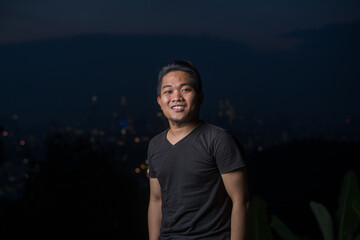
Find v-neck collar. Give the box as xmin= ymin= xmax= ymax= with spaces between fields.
xmin=164 ymin=121 xmax=204 ymax=147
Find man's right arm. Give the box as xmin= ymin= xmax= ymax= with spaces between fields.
xmin=148 ymin=177 xmax=162 ymax=240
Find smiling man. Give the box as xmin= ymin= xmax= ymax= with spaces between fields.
xmin=147 ymin=60 xmax=250 ymax=240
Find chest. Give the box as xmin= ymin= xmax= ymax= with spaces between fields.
xmin=151 ymin=141 xmax=218 ymax=187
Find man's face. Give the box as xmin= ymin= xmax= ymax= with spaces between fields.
xmin=157 ymin=71 xmax=202 ymax=126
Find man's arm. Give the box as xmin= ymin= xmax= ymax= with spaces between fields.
xmin=221 ymin=167 xmax=250 ymax=240
xmin=148 ymin=177 xmax=162 ymax=240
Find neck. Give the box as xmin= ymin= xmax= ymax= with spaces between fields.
xmin=168 ymin=119 xmax=201 ymax=137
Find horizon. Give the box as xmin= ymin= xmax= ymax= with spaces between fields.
xmin=1 ymin=23 xmax=359 ymax=136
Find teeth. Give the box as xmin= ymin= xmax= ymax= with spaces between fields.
xmin=172 ymin=106 xmax=184 ymax=110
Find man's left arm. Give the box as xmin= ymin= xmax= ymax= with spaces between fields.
xmin=221 ymin=167 xmax=250 ymax=240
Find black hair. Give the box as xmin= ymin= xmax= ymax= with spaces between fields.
xmin=157 ymin=60 xmax=202 ymax=97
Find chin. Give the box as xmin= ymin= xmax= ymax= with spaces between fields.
xmin=170 ymin=118 xmax=188 ymax=126
xmin=169 ymin=114 xmax=199 ymax=126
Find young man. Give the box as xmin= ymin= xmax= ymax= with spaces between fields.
xmin=148 ymin=60 xmax=249 ymax=240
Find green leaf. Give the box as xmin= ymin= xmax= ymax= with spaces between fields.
xmin=247 ymin=196 xmax=273 ymax=240
xmin=309 ymin=201 xmax=333 ymax=240
xmin=337 ymin=170 xmax=360 ymax=240
xmin=270 ymin=215 xmax=300 ymax=240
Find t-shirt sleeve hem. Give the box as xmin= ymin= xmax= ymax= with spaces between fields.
xmin=219 ymin=162 xmax=246 ymax=174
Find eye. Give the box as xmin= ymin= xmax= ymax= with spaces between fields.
xmin=182 ymin=88 xmax=192 ymax=92
xmin=163 ymin=90 xmax=172 ymax=94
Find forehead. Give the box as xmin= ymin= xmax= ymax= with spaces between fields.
xmin=161 ymin=71 xmax=192 ymax=87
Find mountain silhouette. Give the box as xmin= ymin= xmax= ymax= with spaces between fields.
xmin=0 ymin=21 xmax=359 ymax=131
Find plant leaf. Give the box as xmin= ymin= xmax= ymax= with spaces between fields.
xmin=247 ymin=196 xmax=273 ymax=240
xmin=309 ymin=201 xmax=333 ymax=240
xmin=337 ymin=170 xmax=360 ymax=240
xmin=270 ymin=215 xmax=300 ymax=240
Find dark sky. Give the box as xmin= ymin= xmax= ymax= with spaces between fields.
xmin=1 ymin=0 xmax=359 ymax=50
xmin=1 ymin=1 xmax=360 ymax=132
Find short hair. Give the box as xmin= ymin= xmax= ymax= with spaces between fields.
xmin=157 ymin=60 xmax=202 ymax=97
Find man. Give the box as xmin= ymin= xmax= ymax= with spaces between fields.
xmin=148 ymin=60 xmax=249 ymax=240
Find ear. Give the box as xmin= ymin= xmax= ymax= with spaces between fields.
xmin=157 ymin=96 xmax=162 ymax=108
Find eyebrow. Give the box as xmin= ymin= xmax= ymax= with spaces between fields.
xmin=162 ymin=83 xmax=193 ymax=89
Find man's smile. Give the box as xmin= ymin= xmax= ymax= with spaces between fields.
xmin=171 ymin=105 xmax=185 ymax=111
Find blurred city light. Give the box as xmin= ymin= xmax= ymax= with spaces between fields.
xmin=121 ymin=128 xmax=126 ymax=136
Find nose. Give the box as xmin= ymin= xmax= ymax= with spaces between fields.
xmin=172 ymin=90 xmax=183 ymax=102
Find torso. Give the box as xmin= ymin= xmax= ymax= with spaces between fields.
xmin=148 ymin=121 xmax=245 ymax=240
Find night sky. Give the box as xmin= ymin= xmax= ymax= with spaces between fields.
xmin=1 ymin=0 xmax=360 ymax=49
xmin=1 ymin=1 xmax=360 ymax=131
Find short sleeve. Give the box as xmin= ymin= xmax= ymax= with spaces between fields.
xmin=147 ymin=139 xmax=157 ymax=178
xmin=148 ymin=164 xmax=157 ymax=178
xmin=213 ymin=131 xmax=246 ymax=174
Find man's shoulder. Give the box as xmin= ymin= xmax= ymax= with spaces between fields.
xmin=148 ymin=128 xmax=168 ymax=148
xmin=199 ymin=121 xmax=228 ymax=137
xmin=194 ymin=121 xmax=235 ymax=147
xmin=201 ymin=121 xmax=226 ymax=132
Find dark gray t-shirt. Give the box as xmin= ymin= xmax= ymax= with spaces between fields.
xmin=148 ymin=122 xmax=246 ymax=240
